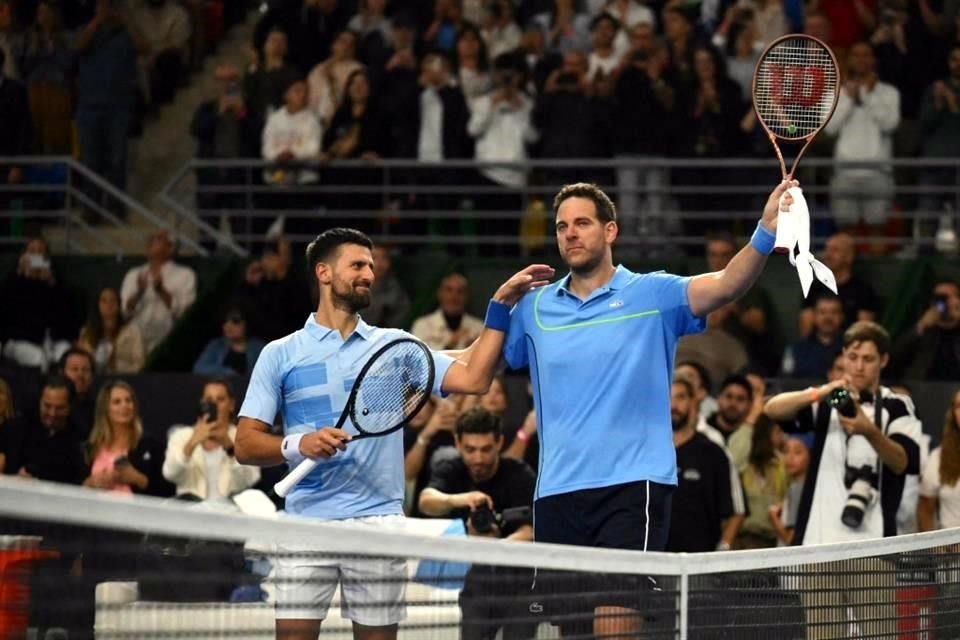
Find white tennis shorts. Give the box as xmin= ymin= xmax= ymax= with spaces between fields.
xmin=274 ymin=513 xmax=407 ymax=626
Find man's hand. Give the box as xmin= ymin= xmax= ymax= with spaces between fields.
xmin=493 ymin=264 xmax=555 ymax=306
xmin=245 ymin=260 xmax=264 ymax=286
xmin=300 ymin=428 xmax=351 ymax=459
xmin=759 ymin=179 xmax=797 ymax=234
xmin=454 ymin=490 xmax=494 ymax=511
xmin=837 ymin=402 xmax=879 ymax=438
xmin=768 ymin=503 xmax=783 ymax=524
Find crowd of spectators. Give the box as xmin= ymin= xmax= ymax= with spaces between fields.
xmin=174 ymin=0 xmax=960 ymax=241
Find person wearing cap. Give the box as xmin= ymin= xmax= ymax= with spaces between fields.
xmin=193 ymin=306 xmax=265 ymax=376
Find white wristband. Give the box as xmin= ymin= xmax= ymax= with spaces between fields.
xmin=281 ymin=434 xmax=305 ymax=464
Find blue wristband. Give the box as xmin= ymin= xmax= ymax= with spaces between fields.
xmin=484 ymin=299 xmax=511 ymax=333
xmin=750 ymin=222 xmax=776 ymax=255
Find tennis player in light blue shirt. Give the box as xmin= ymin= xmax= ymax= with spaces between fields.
xmin=498 ymin=181 xmax=794 ymax=637
xmin=235 ymin=228 xmax=552 ymax=640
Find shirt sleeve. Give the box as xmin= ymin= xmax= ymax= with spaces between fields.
xmin=920 ymin=448 xmax=941 ymax=499
xmin=238 ymin=342 xmax=283 ymax=426
xmin=886 ymin=397 xmax=922 ymax=475
xmin=431 ymin=351 xmax=454 ymax=397
xmin=646 ymin=272 xmax=705 ymax=338
xmin=502 ymin=298 xmax=529 ymax=370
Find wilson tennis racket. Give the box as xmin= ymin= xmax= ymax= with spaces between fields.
xmin=753 ymin=34 xmax=839 ymax=180
xmin=274 ymin=337 xmax=435 ymax=497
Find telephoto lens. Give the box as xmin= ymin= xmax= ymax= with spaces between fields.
xmin=829 ymin=388 xmax=857 ymax=418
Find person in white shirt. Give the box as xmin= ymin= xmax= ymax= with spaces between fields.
xmin=120 ymin=231 xmax=197 ymax=354
xmin=411 ymin=272 xmax=483 ymax=350
xmin=163 ymin=378 xmax=260 ymax=501
xmin=468 ymin=53 xmax=538 ymax=191
xmin=918 ymin=388 xmax=960 ymax=531
xmin=482 ymin=0 xmax=522 ymax=60
xmin=261 ymin=77 xmax=322 ymax=186
xmin=586 ymin=12 xmax=622 ymax=82
xmin=823 ymin=41 xmax=901 ymax=234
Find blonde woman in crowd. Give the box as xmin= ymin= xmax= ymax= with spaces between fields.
xmin=83 ymin=381 xmax=172 ymax=497
xmin=918 ymin=388 xmax=960 ymax=531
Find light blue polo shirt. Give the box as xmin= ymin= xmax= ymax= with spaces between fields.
xmin=503 ymin=265 xmax=704 ymax=499
xmin=239 ymin=314 xmax=453 ymax=519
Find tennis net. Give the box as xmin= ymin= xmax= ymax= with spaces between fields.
xmin=1 ymin=478 xmax=960 ymax=640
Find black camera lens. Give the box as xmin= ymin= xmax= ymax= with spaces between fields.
xmin=470 ymin=505 xmax=497 ymax=534
xmin=829 ymin=388 xmax=857 ymax=418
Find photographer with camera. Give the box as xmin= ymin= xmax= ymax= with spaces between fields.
xmin=162 ymin=378 xmax=260 ymax=502
xmin=891 ymin=279 xmax=960 ymax=380
xmin=764 ymin=321 xmax=921 ymax=639
xmin=419 ymin=406 xmax=536 ymax=640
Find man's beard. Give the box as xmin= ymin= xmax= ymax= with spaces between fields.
xmin=719 ymin=409 xmax=745 ymax=429
xmin=567 ymin=247 xmax=604 ymax=276
xmin=671 ymin=411 xmax=688 ymax=432
xmin=331 ymin=278 xmax=371 ymax=313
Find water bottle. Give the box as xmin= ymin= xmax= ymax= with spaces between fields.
xmin=935 ymin=203 xmax=957 ymax=256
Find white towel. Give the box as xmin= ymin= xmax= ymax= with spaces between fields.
xmin=774 ymin=186 xmax=838 ymax=298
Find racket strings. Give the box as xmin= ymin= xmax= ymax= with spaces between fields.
xmin=353 ymin=344 xmax=432 ymax=433
xmin=754 ymin=38 xmax=837 ymax=139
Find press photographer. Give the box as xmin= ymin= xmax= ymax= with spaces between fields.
xmin=763 ymin=321 xmax=922 ymax=639
xmin=764 ymin=321 xmax=921 ymax=546
xmin=419 ymin=406 xmax=536 ymax=640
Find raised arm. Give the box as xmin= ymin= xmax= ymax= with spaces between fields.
xmin=440 ymin=265 xmax=553 ymax=395
xmin=687 ymin=180 xmax=793 ymax=317
xmin=763 ymin=379 xmax=844 ymax=421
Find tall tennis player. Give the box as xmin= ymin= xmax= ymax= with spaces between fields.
xmin=494 ymin=180 xmax=794 ymax=637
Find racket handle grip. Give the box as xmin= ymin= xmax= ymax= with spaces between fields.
xmin=274 ymin=458 xmax=319 ymax=497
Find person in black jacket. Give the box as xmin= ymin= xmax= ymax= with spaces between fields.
xmin=892 ymin=279 xmax=960 ymax=381
xmin=3 ymin=374 xmax=86 ymax=484
xmin=0 ymin=237 xmax=78 ymax=369
xmin=190 ymin=63 xmax=259 ymax=249
xmin=533 ymin=49 xmax=612 ymax=186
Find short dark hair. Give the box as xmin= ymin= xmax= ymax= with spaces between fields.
xmin=676 ymin=360 xmax=712 ymax=395
xmin=305 ymin=227 xmax=373 ymax=273
xmin=672 ymin=376 xmax=694 ymax=398
xmin=814 ymin=294 xmax=843 ymax=309
xmin=590 ymin=11 xmax=619 ymax=31
xmin=43 ymin=374 xmax=75 ymax=402
xmin=705 ymin=230 xmax=736 ymax=249
xmin=58 ymin=347 xmax=95 ymax=373
xmin=719 ymin=374 xmax=753 ymax=402
xmin=455 ymin=406 xmax=502 ymax=439
xmin=843 ymin=321 xmax=891 ymax=356
xmin=203 ymin=376 xmax=235 ymax=400
xmin=933 ymin=278 xmax=960 ymax=295
xmin=553 ymin=183 xmax=617 ymax=224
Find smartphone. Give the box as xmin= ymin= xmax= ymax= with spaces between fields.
xmin=27 ymin=254 xmax=50 ymax=270
xmin=199 ymin=400 xmax=218 ymax=422
xmin=114 ymin=456 xmax=130 ymax=468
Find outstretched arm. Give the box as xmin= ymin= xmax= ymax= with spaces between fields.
xmin=687 ymin=180 xmax=794 ymax=317
xmin=440 ymin=265 xmax=554 ymax=394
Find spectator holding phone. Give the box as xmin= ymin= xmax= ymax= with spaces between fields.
xmin=82 ymin=380 xmax=172 ymax=496
xmin=891 ymin=279 xmax=960 ymax=380
xmin=0 ymin=236 xmax=76 ymax=369
xmin=163 ymin=378 xmax=259 ymax=501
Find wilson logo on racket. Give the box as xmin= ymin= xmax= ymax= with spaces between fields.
xmin=767 ymin=64 xmax=827 ymax=108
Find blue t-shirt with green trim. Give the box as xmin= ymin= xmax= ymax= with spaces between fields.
xmin=503 ymin=265 xmax=704 ymax=499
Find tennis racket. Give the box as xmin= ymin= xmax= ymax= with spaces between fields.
xmin=274 ymin=337 xmax=435 ymax=497
xmin=752 ymin=34 xmax=839 ymax=181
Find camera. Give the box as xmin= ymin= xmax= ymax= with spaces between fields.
xmin=828 ymin=387 xmax=857 ymax=418
xmin=199 ymin=400 xmax=217 ymax=423
xmin=841 ymin=464 xmax=877 ymax=528
xmin=469 ymin=505 xmax=532 ymax=535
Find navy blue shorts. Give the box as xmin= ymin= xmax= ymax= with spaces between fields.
xmin=530 ymin=481 xmax=674 ymax=620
